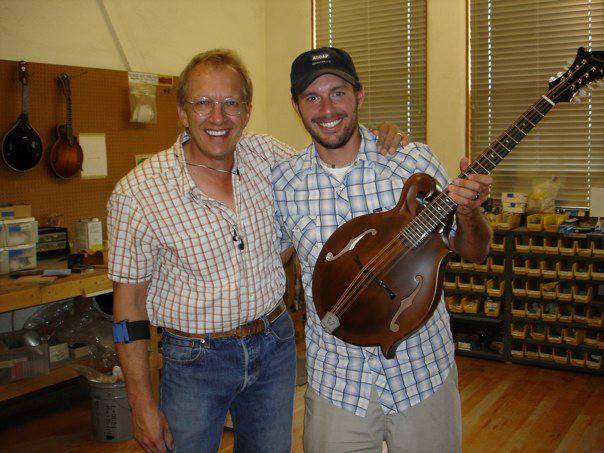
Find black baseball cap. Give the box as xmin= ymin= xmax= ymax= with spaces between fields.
xmin=290 ymin=47 xmax=361 ymax=96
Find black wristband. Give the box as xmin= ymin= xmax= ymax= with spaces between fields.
xmin=113 ymin=320 xmax=151 ymax=343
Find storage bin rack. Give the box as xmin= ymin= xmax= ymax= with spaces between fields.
xmin=444 ymin=227 xmax=603 ymax=375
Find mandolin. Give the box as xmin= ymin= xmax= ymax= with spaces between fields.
xmin=312 ymin=47 xmax=604 ymax=359
xmin=48 ymin=73 xmax=83 ymax=179
xmin=1 ymin=61 xmax=44 ymax=171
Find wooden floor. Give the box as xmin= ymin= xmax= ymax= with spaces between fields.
xmin=1 ymin=357 xmax=602 ymax=452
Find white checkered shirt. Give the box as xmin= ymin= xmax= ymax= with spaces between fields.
xmin=107 ymin=132 xmax=293 ymax=333
xmin=272 ymin=125 xmax=456 ymax=416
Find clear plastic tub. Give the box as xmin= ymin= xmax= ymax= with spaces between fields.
xmin=0 ymin=248 xmax=7 ymax=274
xmin=0 ymin=342 xmax=49 ymax=384
xmin=6 ymin=244 xmax=37 ymax=273
xmin=2 ymin=217 xmax=38 ymax=247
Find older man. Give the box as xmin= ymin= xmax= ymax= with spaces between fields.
xmin=272 ymin=47 xmax=493 ymax=452
xmin=107 ymin=48 xmax=404 ymax=453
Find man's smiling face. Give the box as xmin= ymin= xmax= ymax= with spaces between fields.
xmin=293 ymin=73 xmax=363 ymax=150
xmin=177 ymin=64 xmax=251 ymax=163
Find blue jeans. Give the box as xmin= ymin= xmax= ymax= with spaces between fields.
xmin=160 ymin=309 xmax=297 ymax=453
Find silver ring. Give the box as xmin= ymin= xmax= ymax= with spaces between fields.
xmin=473 ymin=192 xmax=480 ymax=201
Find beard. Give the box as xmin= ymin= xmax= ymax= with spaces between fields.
xmin=302 ymin=101 xmax=359 ymax=150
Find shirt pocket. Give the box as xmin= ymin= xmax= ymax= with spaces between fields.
xmin=166 ymin=233 xmax=225 ymax=278
xmin=289 ymin=215 xmax=320 ymax=262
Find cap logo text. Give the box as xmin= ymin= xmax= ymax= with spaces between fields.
xmin=312 ymin=53 xmax=330 ymax=61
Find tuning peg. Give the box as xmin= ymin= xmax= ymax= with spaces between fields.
xmin=549 ymin=76 xmax=558 ymax=82
xmin=557 ymin=72 xmax=564 ymax=77
xmin=571 ymin=95 xmax=582 ymax=103
xmin=579 ymin=89 xmax=587 ymax=97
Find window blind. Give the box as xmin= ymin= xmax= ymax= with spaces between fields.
xmin=470 ymin=0 xmax=604 ymax=208
xmin=314 ymin=0 xmax=427 ymax=142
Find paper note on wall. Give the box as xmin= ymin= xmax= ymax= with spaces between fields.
xmin=80 ymin=133 xmax=108 ymax=179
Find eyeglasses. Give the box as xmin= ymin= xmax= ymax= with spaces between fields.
xmin=185 ymin=97 xmax=247 ymax=117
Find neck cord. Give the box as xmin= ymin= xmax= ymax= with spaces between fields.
xmin=185 ymin=155 xmax=238 ymax=175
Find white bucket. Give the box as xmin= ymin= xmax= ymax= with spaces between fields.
xmin=88 ymin=380 xmax=133 ymax=442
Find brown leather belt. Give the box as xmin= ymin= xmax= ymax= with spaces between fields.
xmin=166 ymin=302 xmax=286 ymax=340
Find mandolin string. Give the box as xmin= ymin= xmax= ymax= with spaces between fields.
xmin=331 ymin=191 xmax=457 ymax=317
xmin=331 ymin=193 xmax=455 ymax=317
xmin=330 ymin=78 xmax=584 ymax=317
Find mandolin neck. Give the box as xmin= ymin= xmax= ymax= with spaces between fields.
xmin=65 ymin=93 xmax=74 ymax=142
xmin=400 ymin=94 xmax=555 ymax=248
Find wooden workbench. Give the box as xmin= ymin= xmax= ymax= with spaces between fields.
xmin=0 ymin=267 xmax=161 ymax=402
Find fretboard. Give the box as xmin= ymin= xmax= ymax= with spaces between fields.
xmin=401 ymin=95 xmax=555 ymax=248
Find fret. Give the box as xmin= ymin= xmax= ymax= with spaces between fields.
xmin=494 ymin=139 xmax=511 ymax=154
xmin=501 ymin=132 xmax=518 ymax=146
xmin=479 ymin=152 xmax=497 ymax=168
xmin=519 ymin=114 xmax=536 ymax=128
xmin=510 ymin=123 xmax=527 ymax=137
xmin=474 ymin=159 xmax=490 ymax=174
xmin=528 ymin=104 xmax=545 ymax=118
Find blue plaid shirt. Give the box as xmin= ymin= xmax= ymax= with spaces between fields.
xmin=272 ymin=125 xmax=456 ymax=416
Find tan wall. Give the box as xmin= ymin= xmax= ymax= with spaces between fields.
xmin=426 ymin=0 xmax=467 ymax=179
xmin=265 ymin=0 xmax=312 ymax=151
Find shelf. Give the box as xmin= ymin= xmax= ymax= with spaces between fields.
xmin=444 ymin=288 xmax=503 ymax=298
xmin=455 ymin=348 xmax=505 ymax=361
xmin=511 ymin=316 xmax=604 ymax=331
xmin=511 ymin=227 xmax=603 ymax=239
xmin=511 ymin=357 xmax=603 ymax=375
xmin=450 ymin=313 xmax=503 ymax=324
xmin=0 ymin=268 xmax=111 ymax=312
xmin=520 ymin=337 xmax=603 ymax=353
xmin=511 ymin=296 xmax=604 ymax=308
xmin=0 ymin=357 xmax=92 ymax=402
xmin=449 ymin=227 xmax=603 ymax=373
xmin=512 ymin=273 xmax=603 ymax=285
xmin=445 ymin=268 xmax=502 ymax=277
xmin=511 ymin=251 xmax=601 ymax=263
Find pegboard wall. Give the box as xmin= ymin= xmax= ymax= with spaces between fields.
xmin=0 ymin=59 xmax=180 ymax=242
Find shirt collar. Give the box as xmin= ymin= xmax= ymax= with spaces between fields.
xmin=303 ymin=124 xmax=394 ymax=177
xmin=171 ymin=130 xmax=242 ymax=198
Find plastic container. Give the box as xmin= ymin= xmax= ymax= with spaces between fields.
xmin=6 ymin=244 xmax=37 ymax=273
xmin=88 ymin=380 xmax=133 ymax=442
xmin=0 ymin=342 xmax=49 ymax=384
xmin=1 ymin=217 xmax=37 ymax=247
xmin=0 ymin=248 xmax=7 ymax=274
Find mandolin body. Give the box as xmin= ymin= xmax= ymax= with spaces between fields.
xmin=2 ymin=115 xmax=43 ymax=171
xmin=312 ymin=173 xmax=453 ymax=359
xmin=49 ymin=125 xmax=83 ymax=179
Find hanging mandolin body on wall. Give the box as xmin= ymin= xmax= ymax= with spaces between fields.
xmin=49 ymin=124 xmax=83 ymax=179
xmin=48 ymin=73 xmax=83 ymax=179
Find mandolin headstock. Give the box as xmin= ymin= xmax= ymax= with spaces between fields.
xmin=547 ymin=47 xmax=604 ymax=104
xmin=18 ymin=61 xmax=28 ymax=86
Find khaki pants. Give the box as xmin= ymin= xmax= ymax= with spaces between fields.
xmin=303 ymin=363 xmax=462 ymax=453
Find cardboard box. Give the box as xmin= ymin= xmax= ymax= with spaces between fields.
xmin=69 ymin=344 xmax=91 ymax=359
xmin=48 ymin=343 xmax=70 ymax=364
xmin=74 ymin=218 xmax=103 ymax=251
xmin=0 ymin=204 xmax=32 ymax=220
